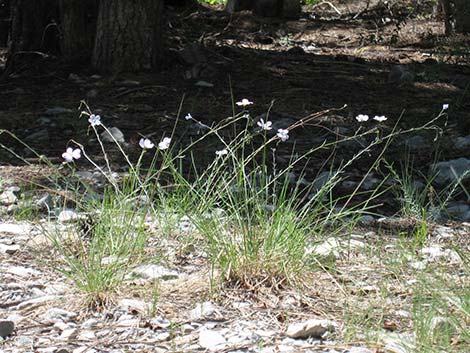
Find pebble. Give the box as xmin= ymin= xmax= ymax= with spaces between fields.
xmin=131 ymin=264 xmax=179 ymax=281
xmin=198 ymin=329 xmax=226 ymax=351
xmin=189 ymin=301 xmax=217 ymax=320
xmin=433 ymin=158 xmax=470 ymax=185
xmin=100 ymin=127 xmax=125 ymax=144
xmin=286 ymin=319 xmax=336 ymax=339
xmin=0 ymin=321 xmax=14 ymax=338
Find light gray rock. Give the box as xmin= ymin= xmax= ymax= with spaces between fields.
xmin=446 ymin=201 xmax=470 ymax=221
xmin=40 ymin=308 xmax=77 ymax=323
xmin=44 ymin=107 xmax=73 ymax=115
xmin=455 ymin=135 xmax=470 ymax=149
xmin=198 ymin=329 xmax=226 ymax=351
xmin=195 ymin=80 xmax=214 ymax=88
xmin=0 ymin=243 xmax=20 ymax=254
xmin=118 ymin=299 xmax=149 ymax=314
xmin=87 ymin=89 xmax=99 ymax=99
xmin=100 ymin=127 xmax=125 ymax=144
xmin=286 ymin=319 xmax=336 ymax=339
xmin=0 ymin=321 xmax=14 ymax=338
xmin=58 ymin=209 xmax=86 ymax=223
xmin=400 ymin=135 xmax=426 ymax=150
xmin=433 ymin=158 xmax=470 ymax=185
xmin=131 ymin=264 xmax=178 ymax=281
xmin=190 ymin=301 xmax=217 ymax=320
xmin=0 ymin=190 xmax=18 ymax=205
xmin=0 ymin=222 xmax=33 ymax=236
xmin=7 ymin=265 xmax=41 ymax=277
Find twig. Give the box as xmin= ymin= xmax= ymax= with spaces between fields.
xmin=311 ymin=1 xmax=342 ymax=16
xmin=112 ymin=85 xmax=176 ymax=99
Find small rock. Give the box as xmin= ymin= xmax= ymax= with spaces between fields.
xmin=68 ymin=73 xmax=83 ymax=83
xmin=0 ymin=190 xmax=18 ymax=205
xmin=286 ymin=319 xmax=336 ymax=339
xmin=400 ymin=135 xmax=426 ymax=150
xmin=86 ymin=89 xmax=99 ymax=99
xmin=44 ymin=107 xmax=74 ymax=115
xmin=119 ymin=79 xmax=140 ymax=87
xmin=7 ymin=265 xmax=41 ymax=277
xmin=40 ymin=308 xmax=77 ymax=323
xmin=0 ymin=320 xmax=14 ymax=338
xmin=455 ymin=135 xmax=470 ymax=149
xmin=190 ymin=301 xmax=217 ymax=320
xmin=194 ymin=80 xmax=214 ymax=88
xmin=131 ymin=264 xmax=178 ymax=281
xmin=59 ymin=328 xmax=77 ymax=340
xmin=306 ymin=238 xmax=341 ymax=259
xmin=0 ymin=243 xmax=20 ymax=254
xmin=118 ymin=299 xmax=149 ymax=314
xmin=58 ymin=209 xmax=86 ymax=223
xmin=433 ymin=158 xmax=470 ymax=185
xmin=100 ymin=127 xmax=125 ymax=144
xmin=198 ymin=329 xmax=226 ymax=351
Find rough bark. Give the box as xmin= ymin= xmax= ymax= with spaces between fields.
xmin=92 ymin=0 xmax=164 ymax=73
xmin=9 ymin=0 xmax=59 ymax=54
xmin=59 ymin=0 xmax=98 ymax=63
xmin=454 ymin=0 xmax=470 ymax=33
xmin=0 ymin=0 xmax=9 ymax=47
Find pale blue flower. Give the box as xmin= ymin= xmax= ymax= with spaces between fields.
xmin=215 ymin=149 xmax=228 ymax=157
xmin=62 ymin=147 xmax=81 ymax=162
xmin=139 ymin=138 xmax=154 ymax=149
xmin=158 ymin=137 xmax=171 ymax=150
xmin=236 ymin=98 xmax=253 ymax=107
xmin=257 ymin=118 xmax=273 ymax=131
xmin=355 ymin=114 xmax=369 ymax=122
xmin=277 ymin=129 xmax=289 ymax=142
xmin=88 ymin=114 xmax=101 ymax=127
xmin=373 ymin=115 xmax=387 ymax=122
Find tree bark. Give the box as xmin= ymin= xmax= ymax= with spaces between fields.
xmin=92 ymin=0 xmax=164 ymax=73
xmin=454 ymin=0 xmax=470 ymax=34
xmin=9 ymin=0 xmax=59 ymax=54
xmin=59 ymin=0 xmax=98 ymax=63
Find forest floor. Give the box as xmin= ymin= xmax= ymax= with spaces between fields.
xmin=0 ymin=1 xmax=469 ymax=352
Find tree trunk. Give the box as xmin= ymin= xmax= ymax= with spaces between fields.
xmin=9 ymin=0 xmax=59 ymax=54
xmin=454 ymin=0 xmax=470 ymax=33
xmin=0 ymin=0 xmax=10 ymax=47
xmin=59 ymin=0 xmax=98 ymax=63
xmin=92 ymin=0 xmax=164 ymax=73
xmin=226 ymin=0 xmax=300 ymax=19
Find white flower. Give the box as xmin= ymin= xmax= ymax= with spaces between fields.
xmin=277 ymin=128 xmax=289 ymax=142
xmin=355 ymin=114 xmax=369 ymax=122
xmin=88 ymin=114 xmax=101 ymax=127
xmin=236 ymin=99 xmax=253 ymax=107
xmin=373 ymin=115 xmax=387 ymax=122
xmin=158 ymin=137 xmax=171 ymax=150
xmin=62 ymin=147 xmax=81 ymax=163
xmin=257 ymin=118 xmax=272 ymax=131
xmin=184 ymin=113 xmax=193 ymax=121
xmin=139 ymin=138 xmax=154 ymax=149
xmin=215 ymin=149 xmax=228 ymax=157
xmin=442 ymin=104 xmax=449 ymax=110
